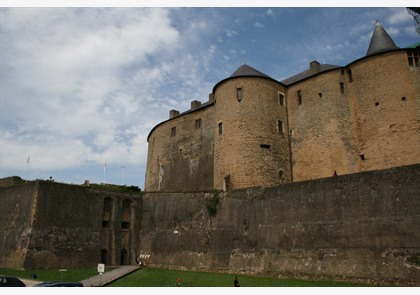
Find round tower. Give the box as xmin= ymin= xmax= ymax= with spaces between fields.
xmin=213 ymin=64 xmax=291 ymax=190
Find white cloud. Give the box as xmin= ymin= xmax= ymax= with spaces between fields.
xmin=388 ymin=8 xmax=413 ymax=25
xmin=225 ymin=29 xmax=238 ymax=37
xmin=0 ymin=8 xmax=183 ymax=178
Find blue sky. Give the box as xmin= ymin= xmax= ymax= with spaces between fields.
xmin=1 ymin=5 xmax=419 ymax=189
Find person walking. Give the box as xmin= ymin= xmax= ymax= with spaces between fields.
xmin=234 ymin=276 xmax=240 ymax=287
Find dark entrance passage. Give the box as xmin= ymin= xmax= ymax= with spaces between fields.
xmin=120 ymin=248 xmax=129 ymax=265
xmin=101 ymin=249 xmax=108 ymax=265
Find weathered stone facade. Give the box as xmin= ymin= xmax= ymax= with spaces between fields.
xmin=141 ymin=164 xmax=420 ymax=285
xmin=0 ymin=179 xmax=142 ymax=269
xmin=145 ymin=23 xmax=420 ymax=191
xmin=1 ymin=164 xmax=419 ymax=285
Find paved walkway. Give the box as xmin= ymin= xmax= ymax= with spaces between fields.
xmin=80 ymin=265 xmax=140 ymax=287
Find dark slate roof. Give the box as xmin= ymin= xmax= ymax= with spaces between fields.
xmin=280 ymin=63 xmax=340 ymax=85
xmin=230 ymin=64 xmax=270 ymax=78
xmin=366 ymin=20 xmax=398 ymax=56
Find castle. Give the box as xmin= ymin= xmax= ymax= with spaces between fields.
xmin=145 ymin=21 xmax=420 ymax=192
xmin=1 ymin=20 xmax=419 ymax=285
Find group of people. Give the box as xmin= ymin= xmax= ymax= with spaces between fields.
xmin=135 ymin=256 xmax=145 ymax=267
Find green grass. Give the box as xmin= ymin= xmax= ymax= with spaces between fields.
xmin=0 ymin=266 xmax=377 ymax=287
xmin=107 ymin=267 xmax=373 ymax=287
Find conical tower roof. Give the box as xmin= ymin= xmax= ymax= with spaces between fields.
xmin=366 ymin=20 xmax=398 ymax=56
xmin=230 ymin=64 xmax=270 ymax=78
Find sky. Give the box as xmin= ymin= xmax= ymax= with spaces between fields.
xmin=0 ymin=4 xmax=419 ymax=189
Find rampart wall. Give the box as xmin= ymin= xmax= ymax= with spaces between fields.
xmin=0 ymin=181 xmax=142 ymax=269
xmin=0 ymin=182 xmax=38 ymax=269
xmin=140 ymin=164 xmax=420 ymax=285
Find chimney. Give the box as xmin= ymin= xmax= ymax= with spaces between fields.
xmin=191 ymin=100 xmax=201 ymax=110
xmin=169 ymin=109 xmax=180 ymax=119
xmin=209 ymin=93 xmax=214 ymax=103
xmin=310 ymin=60 xmax=321 ymax=75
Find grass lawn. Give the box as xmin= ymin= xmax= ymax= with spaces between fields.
xmin=0 ymin=266 xmax=378 ymax=287
xmin=106 ymin=267 xmax=374 ymax=287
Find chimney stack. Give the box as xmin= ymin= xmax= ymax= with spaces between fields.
xmin=191 ymin=100 xmax=201 ymax=110
xmin=310 ymin=60 xmax=321 ymax=75
xmin=169 ymin=109 xmax=180 ymax=119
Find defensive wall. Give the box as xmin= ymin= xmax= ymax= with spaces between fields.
xmin=0 ymin=180 xmax=142 ymax=269
xmin=1 ymin=165 xmax=419 ymax=284
xmin=140 ymin=164 xmax=420 ymax=285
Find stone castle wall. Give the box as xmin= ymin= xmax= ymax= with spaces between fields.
xmin=0 ymin=182 xmax=38 ymax=269
xmin=1 ymin=165 xmax=419 ymax=284
xmin=140 ymin=164 xmax=420 ymax=285
xmin=348 ymin=50 xmax=420 ymax=172
xmin=144 ymin=49 xmax=420 ymax=192
xmin=0 ymin=181 xmax=142 ymax=269
xmin=145 ymin=103 xmax=215 ymax=192
xmin=286 ymin=68 xmax=360 ymax=182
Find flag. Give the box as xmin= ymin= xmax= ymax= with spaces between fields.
xmin=104 ymin=162 xmax=107 ymax=172
xmin=27 ymin=155 xmax=30 ymax=164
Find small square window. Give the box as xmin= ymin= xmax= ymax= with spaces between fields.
xmin=195 ymin=119 xmax=201 ymax=129
xmin=278 ymin=93 xmax=285 ymax=105
xmin=277 ymin=120 xmax=284 ymax=134
xmin=236 ymin=88 xmax=243 ymax=101
xmin=297 ymin=90 xmax=302 ymax=105
xmin=340 ymin=82 xmax=345 ymax=94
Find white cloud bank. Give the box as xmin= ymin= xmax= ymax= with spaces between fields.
xmin=0 ymin=8 xmax=215 ymax=185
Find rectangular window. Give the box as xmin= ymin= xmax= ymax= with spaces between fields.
xmin=218 ymin=122 xmax=223 ymax=135
xmin=195 ymin=119 xmax=201 ymax=129
xmin=407 ymin=50 xmax=419 ymax=67
xmin=277 ymin=120 xmax=284 ymax=134
xmin=297 ymin=90 xmax=302 ymax=105
xmin=278 ymin=93 xmax=285 ymax=106
xmin=340 ymin=82 xmax=345 ymax=94
xmin=348 ymin=69 xmax=353 ymax=82
xmin=171 ymin=126 xmax=176 ymax=137
xmin=236 ymin=88 xmax=243 ymax=101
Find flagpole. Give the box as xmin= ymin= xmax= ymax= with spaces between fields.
xmin=103 ymin=162 xmax=106 ymax=184
xmin=121 ymin=164 xmax=125 ymax=185
xmin=26 ymin=155 xmax=30 ymax=182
